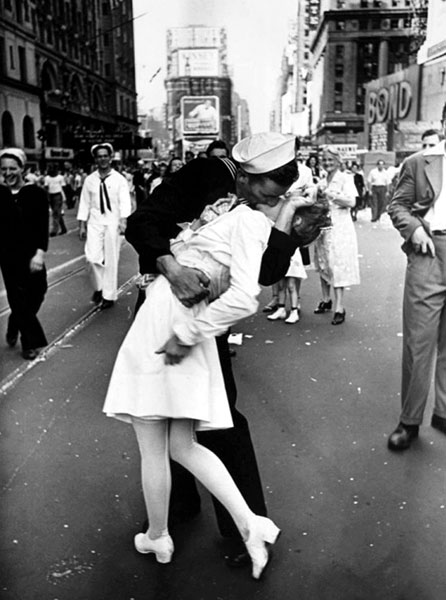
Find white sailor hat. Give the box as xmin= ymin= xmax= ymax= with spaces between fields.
xmin=91 ymin=143 xmax=114 ymax=157
xmin=0 ymin=147 xmax=27 ymax=167
xmin=232 ymin=132 xmax=296 ymax=174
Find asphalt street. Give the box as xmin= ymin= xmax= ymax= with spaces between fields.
xmin=1 ymin=208 xmax=446 ymax=600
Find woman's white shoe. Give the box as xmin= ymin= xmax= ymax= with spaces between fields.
xmin=134 ymin=532 xmax=174 ymax=563
xmin=244 ymin=516 xmax=281 ymax=579
xmin=267 ymin=307 xmax=287 ymax=321
xmin=285 ymin=309 xmax=299 ymax=324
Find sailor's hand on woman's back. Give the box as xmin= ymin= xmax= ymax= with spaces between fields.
xmin=156 ymin=255 xmax=210 ymax=308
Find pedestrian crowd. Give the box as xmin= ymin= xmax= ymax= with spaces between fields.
xmin=1 ymin=107 xmax=446 ymax=582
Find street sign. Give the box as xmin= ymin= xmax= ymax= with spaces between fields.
xmin=45 ymin=147 xmax=74 ymax=160
xmin=72 ymin=131 xmax=135 ymax=149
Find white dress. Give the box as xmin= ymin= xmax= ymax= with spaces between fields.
xmin=314 ymin=171 xmax=360 ymax=287
xmin=103 ymin=205 xmax=272 ymax=431
xmin=286 ymin=248 xmax=307 ymax=279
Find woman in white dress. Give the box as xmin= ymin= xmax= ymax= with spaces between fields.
xmin=103 ymin=192 xmax=302 ymax=579
xmin=313 ymin=147 xmax=360 ymax=325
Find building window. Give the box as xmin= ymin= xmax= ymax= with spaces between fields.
xmin=335 ymin=45 xmax=344 ymax=60
xmin=359 ymin=19 xmax=369 ymax=30
xmin=373 ymin=0 xmax=382 ymax=6
xmin=336 ymin=21 xmax=345 ymax=30
xmin=15 ymin=0 xmax=23 ymax=23
xmin=334 ymin=101 xmax=343 ymax=112
xmin=2 ymin=111 xmax=15 ymax=146
xmin=392 ymin=0 xmax=399 ymax=5
xmin=5 ymin=0 xmax=12 ymax=10
xmin=391 ymin=18 xmax=400 ymax=28
xmin=9 ymin=45 xmax=14 ymax=70
xmin=360 ymin=0 xmax=368 ymax=6
xmin=104 ymin=33 xmax=109 ymax=46
xmin=18 ymin=45 xmax=26 ymax=81
xmin=335 ymin=82 xmax=343 ymax=95
xmin=23 ymin=115 xmax=35 ymax=148
xmin=0 ymin=37 xmax=6 ymax=75
xmin=335 ymin=64 xmax=344 ymax=78
xmin=105 ymin=63 xmax=111 ymax=76
xmin=102 ymin=1 xmax=109 ymax=15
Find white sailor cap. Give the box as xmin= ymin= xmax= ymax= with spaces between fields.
xmin=232 ymin=132 xmax=296 ymax=174
xmin=91 ymin=143 xmax=114 ymax=157
xmin=0 ymin=147 xmax=27 ymax=167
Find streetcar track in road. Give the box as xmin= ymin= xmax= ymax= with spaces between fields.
xmin=0 ymin=274 xmax=139 ymax=396
xmin=0 ymin=256 xmax=87 ymax=318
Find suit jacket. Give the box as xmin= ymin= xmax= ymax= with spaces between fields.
xmin=388 ymin=141 xmax=445 ymax=252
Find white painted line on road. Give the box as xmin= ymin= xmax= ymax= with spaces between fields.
xmin=0 ymin=274 xmax=138 ymax=397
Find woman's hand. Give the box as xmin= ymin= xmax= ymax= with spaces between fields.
xmin=156 ymin=334 xmax=191 ymax=365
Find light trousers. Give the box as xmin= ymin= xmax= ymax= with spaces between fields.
xmin=400 ymin=236 xmax=446 ymax=425
xmin=85 ymin=220 xmax=122 ymax=301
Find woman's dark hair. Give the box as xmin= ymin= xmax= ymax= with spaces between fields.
xmin=290 ymin=202 xmax=331 ymax=247
xmin=206 ymin=139 xmax=229 ymax=157
xmin=306 ymin=154 xmax=319 ymax=167
xmin=251 ymin=159 xmax=298 ymax=188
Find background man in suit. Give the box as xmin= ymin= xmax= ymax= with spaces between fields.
xmin=387 ymin=102 xmax=446 ymax=450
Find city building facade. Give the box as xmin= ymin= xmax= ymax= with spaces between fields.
xmin=0 ymin=0 xmax=138 ymax=167
xmin=164 ymin=25 xmax=246 ymax=157
xmin=309 ymin=0 xmax=426 ymax=148
xmin=417 ymin=0 xmax=446 ymax=125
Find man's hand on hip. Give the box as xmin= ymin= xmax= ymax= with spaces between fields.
xmin=410 ymin=226 xmax=436 ymax=257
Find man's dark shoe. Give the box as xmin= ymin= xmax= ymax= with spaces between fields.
xmin=100 ymin=299 xmax=114 ymax=309
xmin=431 ymin=414 xmax=446 ymax=435
xmin=225 ymin=549 xmax=251 ymax=568
xmin=388 ymin=423 xmax=419 ymax=451
xmin=91 ymin=290 xmax=103 ymax=304
xmin=223 ymin=538 xmax=251 ymax=569
xmin=6 ymin=333 xmax=18 ymax=347
xmin=22 ymin=348 xmax=40 ymax=360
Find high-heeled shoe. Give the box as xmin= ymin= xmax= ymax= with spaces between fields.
xmin=314 ymin=299 xmax=332 ymax=314
xmin=244 ymin=516 xmax=281 ymax=579
xmin=262 ymin=299 xmax=279 ymax=313
xmin=134 ymin=532 xmax=174 ymax=563
xmin=331 ymin=309 xmax=346 ymax=325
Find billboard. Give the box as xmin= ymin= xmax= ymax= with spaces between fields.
xmin=181 ymin=96 xmax=220 ymax=135
xmin=177 ymin=49 xmax=219 ymax=77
